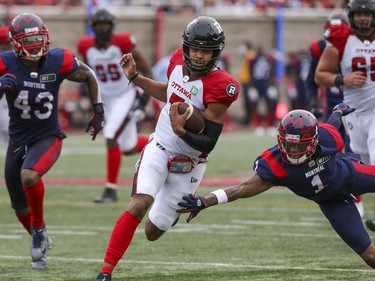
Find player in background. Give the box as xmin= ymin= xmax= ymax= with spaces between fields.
xmin=95 ymin=16 xmax=239 ymax=281
xmin=0 ymin=25 xmax=11 ymax=148
xmin=305 ymin=11 xmax=364 ymax=216
xmin=315 ymin=0 xmax=375 ymax=228
xmin=0 ymin=13 xmax=104 ymax=269
xmin=178 ymin=105 xmax=375 ymax=270
xmin=77 ymin=8 xmax=153 ymax=203
xmin=248 ymin=45 xmax=278 ymax=136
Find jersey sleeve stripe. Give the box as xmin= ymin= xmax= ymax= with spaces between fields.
xmin=58 ymin=49 xmax=75 ymax=74
xmin=0 ymin=57 xmax=7 ymax=75
xmin=320 ymin=123 xmax=344 ymax=151
xmin=260 ymin=149 xmax=288 ymax=178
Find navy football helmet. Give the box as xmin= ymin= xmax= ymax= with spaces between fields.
xmin=9 ymin=13 xmax=50 ymax=61
xmin=277 ymin=110 xmax=319 ymax=165
xmin=90 ymin=9 xmax=115 ymax=43
xmin=182 ymin=16 xmax=225 ymax=74
xmin=347 ymin=0 xmax=375 ymax=33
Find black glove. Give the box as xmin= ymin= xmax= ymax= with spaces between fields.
xmin=0 ymin=74 xmax=17 ymax=92
xmin=177 ymin=194 xmax=207 ymax=223
xmin=86 ymin=103 xmax=105 ymax=140
xmin=333 ymin=103 xmax=356 ymax=116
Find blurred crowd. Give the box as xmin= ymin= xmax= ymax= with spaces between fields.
xmin=0 ymin=0 xmax=345 ymax=9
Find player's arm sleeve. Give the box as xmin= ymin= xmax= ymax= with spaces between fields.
xmin=180 ymin=119 xmax=223 ymax=154
xmin=326 ymin=111 xmax=342 ymax=130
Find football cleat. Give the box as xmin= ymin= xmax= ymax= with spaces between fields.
xmin=30 ymin=226 xmax=51 ymax=269
xmin=93 ymin=188 xmax=118 ymax=203
xmin=96 ymin=272 xmax=112 ymax=281
xmin=366 ymin=218 xmax=375 ymax=231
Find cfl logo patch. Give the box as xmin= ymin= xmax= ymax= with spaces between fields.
xmin=226 ymin=83 xmax=238 ymax=97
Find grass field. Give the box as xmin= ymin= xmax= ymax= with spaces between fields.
xmin=1 ymin=131 xmax=375 ymax=281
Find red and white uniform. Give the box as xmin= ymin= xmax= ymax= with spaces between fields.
xmin=137 ymin=48 xmax=239 ymax=230
xmin=77 ymin=34 xmax=139 ymax=150
xmin=325 ymin=24 xmax=375 ymax=164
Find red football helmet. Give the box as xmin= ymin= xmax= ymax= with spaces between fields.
xmin=277 ymin=110 xmax=319 ymax=165
xmin=9 ymin=13 xmax=50 ymax=61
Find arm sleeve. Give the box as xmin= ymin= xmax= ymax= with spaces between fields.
xmin=180 ymin=119 xmax=223 ymax=154
xmin=326 ymin=111 xmax=342 ymax=130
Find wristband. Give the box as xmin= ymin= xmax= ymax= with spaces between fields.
xmin=93 ymin=103 xmax=104 ymax=114
xmin=334 ymin=75 xmax=344 ymax=88
xmin=128 ymin=72 xmax=139 ymax=85
xmin=211 ymin=189 xmax=228 ymax=204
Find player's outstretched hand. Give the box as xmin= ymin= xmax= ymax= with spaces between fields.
xmin=86 ymin=103 xmax=105 ymax=140
xmin=177 ymin=193 xmax=207 ymax=223
xmin=0 ymin=74 xmax=17 ymax=92
xmin=333 ymin=103 xmax=356 ymax=116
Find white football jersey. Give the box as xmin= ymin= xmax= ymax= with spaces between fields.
xmin=153 ymin=48 xmax=239 ymax=159
xmin=326 ymin=24 xmax=375 ymax=112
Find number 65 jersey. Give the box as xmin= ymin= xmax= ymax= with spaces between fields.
xmin=325 ymin=23 xmax=375 ymax=111
xmin=0 ymin=48 xmax=78 ymax=145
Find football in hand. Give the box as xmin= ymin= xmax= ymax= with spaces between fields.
xmin=178 ymin=102 xmax=205 ymax=134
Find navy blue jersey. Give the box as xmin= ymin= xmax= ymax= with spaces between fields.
xmin=0 ymin=48 xmax=78 ymax=145
xmin=254 ymin=123 xmax=355 ymax=203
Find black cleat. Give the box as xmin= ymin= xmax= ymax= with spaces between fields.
xmin=93 ymin=188 xmax=118 ymax=203
xmin=366 ymin=218 xmax=375 ymax=231
xmin=96 ymin=272 xmax=112 ymax=281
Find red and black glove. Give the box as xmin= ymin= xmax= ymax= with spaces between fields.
xmin=86 ymin=103 xmax=105 ymax=141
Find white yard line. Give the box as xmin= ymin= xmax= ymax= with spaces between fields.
xmin=0 ymin=255 xmax=372 ymax=273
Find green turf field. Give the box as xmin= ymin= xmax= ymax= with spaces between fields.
xmin=1 ymin=131 xmax=375 ymax=281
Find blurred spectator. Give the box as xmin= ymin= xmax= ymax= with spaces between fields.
xmin=238 ymin=41 xmax=255 ymax=125
xmin=249 ymin=45 xmax=278 ymax=136
xmin=285 ymin=47 xmax=310 ymax=110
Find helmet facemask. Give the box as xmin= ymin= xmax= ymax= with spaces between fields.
xmin=11 ymin=31 xmax=49 ymax=61
xmin=278 ymin=133 xmax=318 ymax=165
xmin=92 ymin=22 xmax=113 ymax=43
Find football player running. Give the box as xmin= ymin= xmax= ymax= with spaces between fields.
xmin=77 ymin=8 xmax=153 ymax=203
xmin=95 ymin=16 xmax=239 ymax=281
xmin=178 ymin=104 xmax=375 ymax=270
xmin=305 ymin=11 xmax=364 ymax=216
xmin=0 ymin=13 xmax=104 ymax=269
xmin=315 ymin=0 xmax=375 ymax=229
